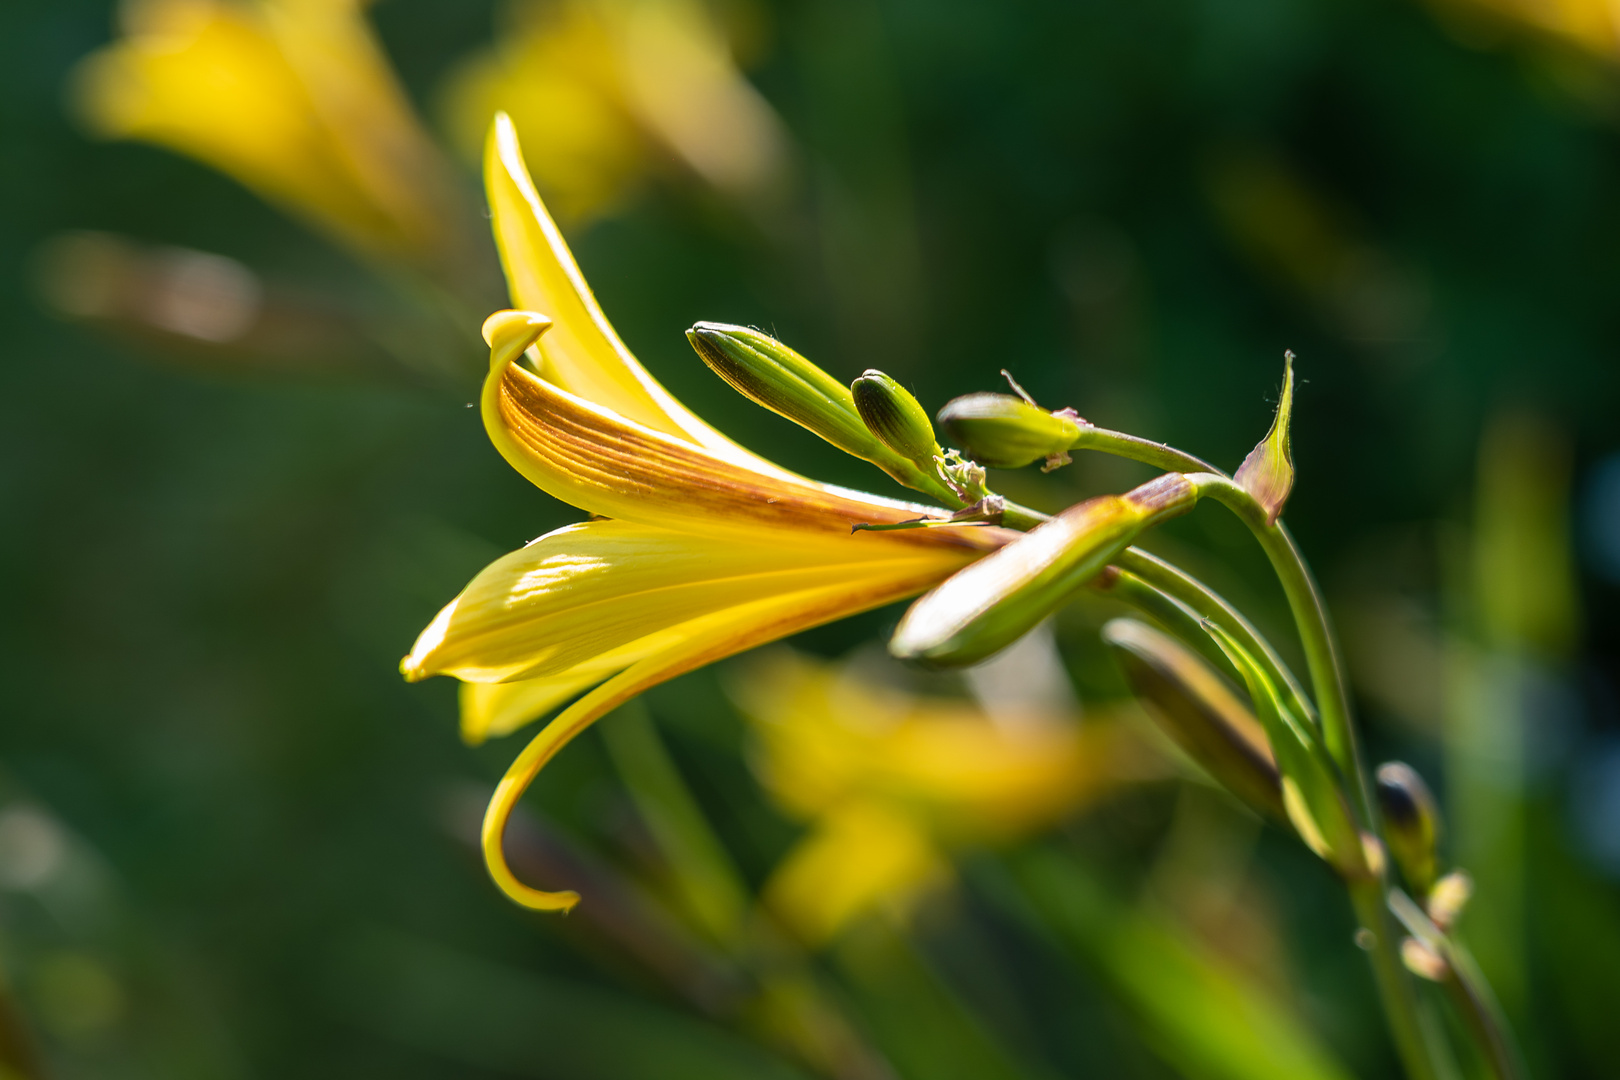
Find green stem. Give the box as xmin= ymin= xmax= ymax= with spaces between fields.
xmin=1351 ymin=880 xmax=1445 ymax=1080
xmin=1193 ymin=478 xmax=1369 ymax=822
xmin=999 ymin=499 xmax=1049 ymax=531
xmin=1059 ymin=427 xmax=1446 ymax=1078
xmin=1109 ymin=547 xmax=1316 ymax=730
xmin=1443 ymin=945 xmax=1525 ymax=1080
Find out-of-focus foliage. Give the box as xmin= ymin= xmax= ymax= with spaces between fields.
xmin=3 ymin=0 xmax=1618 ymax=1077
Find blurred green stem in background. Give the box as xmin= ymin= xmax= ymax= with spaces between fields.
xmin=1442 ymin=411 xmax=1577 ymax=1056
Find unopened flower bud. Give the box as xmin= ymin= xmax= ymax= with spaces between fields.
xmin=687 ymin=322 xmax=875 ymax=458
xmin=1234 ymin=352 xmax=1295 ymax=526
xmin=687 ymin=324 xmax=956 ymax=502
xmin=852 ymin=370 xmax=940 ymax=466
xmin=937 ymin=392 xmax=1085 ymax=470
xmin=1101 ymin=617 xmax=1283 ymax=821
xmin=1375 ymin=761 xmax=1441 ymax=893
xmin=890 ymin=473 xmax=1197 ymax=666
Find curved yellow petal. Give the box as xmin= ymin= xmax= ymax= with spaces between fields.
xmin=404 ymin=518 xmax=975 ymax=684
xmin=486 ymin=112 xmax=768 ymax=465
xmin=480 ymin=334 xmax=1013 ymax=549
xmin=459 ymin=663 xmax=620 ymax=747
xmin=482 ymin=566 xmax=959 ymax=912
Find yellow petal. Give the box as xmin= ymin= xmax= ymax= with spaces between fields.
xmin=734 ymin=651 xmax=1158 ymax=842
xmin=763 ymin=800 xmax=948 ymax=945
xmin=482 ymin=342 xmax=1013 ymax=549
xmin=404 ymin=518 xmax=973 ymax=685
xmin=459 ymin=659 xmax=626 ymax=746
xmin=486 ymin=112 xmax=765 ymax=462
xmin=482 ymin=568 xmax=960 ymax=912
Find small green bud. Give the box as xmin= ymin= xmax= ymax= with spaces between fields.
xmin=937 ymin=392 xmax=1086 ymax=470
xmin=1101 ymin=617 xmax=1284 ymax=822
xmin=1375 ymin=761 xmax=1441 ymax=893
xmin=890 ymin=473 xmax=1197 ymax=667
xmin=1234 ymin=352 xmax=1295 ymax=526
xmin=851 ymin=370 xmax=940 ymax=465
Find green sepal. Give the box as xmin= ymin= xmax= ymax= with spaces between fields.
xmin=1234 ymin=352 xmax=1295 ymax=526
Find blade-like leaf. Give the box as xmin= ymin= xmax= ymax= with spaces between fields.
xmin=1203 ymin=621 xmax=1362 ymax=874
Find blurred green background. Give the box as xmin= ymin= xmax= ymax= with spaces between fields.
xmin=2 ymin=0 xmax=1618 ymax=1076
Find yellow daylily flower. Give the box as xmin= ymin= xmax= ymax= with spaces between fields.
xmin=1426 ymin=0 xmax=1620 ymax=62
xmin=730 ymin=650 xmax=1163 ymax=944
xmin=402 ymin=114 xmax=1012 ymax=913
xmin=71 ymin=0 xmax=459 ymax=264
xmin=440 ymin=0 xmax=790 ymax=221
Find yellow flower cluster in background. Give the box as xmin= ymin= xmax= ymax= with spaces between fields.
xmin=69 ymin=0 xmax=791 ymax=266
xmin=732 ymin=650 xmax=1163 ymax=944
xmin=71 ymin=0 xmax=461 ymax=265
xmin=440 ymin=0 xmax=790 ymax=222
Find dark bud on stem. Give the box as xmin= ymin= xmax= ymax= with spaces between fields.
xmin=1375 ymin=761 xmax=1442 ymax=893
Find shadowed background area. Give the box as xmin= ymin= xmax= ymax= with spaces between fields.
xmin=2 ymin=0 xmax=1618 ymax=1076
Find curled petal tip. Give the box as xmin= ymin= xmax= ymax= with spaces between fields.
xmin=481 ymin=309 xmax=553 ymax=371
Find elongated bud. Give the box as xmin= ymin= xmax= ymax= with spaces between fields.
xmin=852 ymin=370 xmax=940 ymax=465
xmin=890 ymin=474 xmax=1197 ymax=666
xmin=1101 ymin=618 xmax=1283 ymax=821
xmin=937 ymin=392 xmax=1086 ymax=470
xmin=1235 ymin=352 xmax=1295 ymax=526
xmin=1375 ymin=761 xmax=1441 ymax=893
xmin=687 ymin=322 xmax=875 ymax=457
xmin=686 ymin=323 xmax=954 ymax=501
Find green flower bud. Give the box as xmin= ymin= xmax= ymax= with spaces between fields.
xmin=686 ymin=322 xmax=876 ymax=459
xmin=890 ymin=473 xmax=1197 ymax=667
xmin=1101 ymin=617 xmax=1284 ymax=821
xmin=1375 ymin=761 xmax=1442 ymax=894
xmin=851 ymin=370 xmax=940 ymax=465
xmin=686 ymin=324 xmax=959 ymax=504
xmin=937 ymin=392 xmax=1085 ymax=470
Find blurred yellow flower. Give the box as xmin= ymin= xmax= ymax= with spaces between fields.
xmin=440 ymin=0 xmax=790 ymax=221
xmin=402 ymin=115 xmax=1009 ymax=913
xmin=1427 ymin=0 xmax=1620 ymax=62
xmin=731 ymin=649 xmax=1162 ymax=944
xmin=71 ymin=0 xmax=460 ymax=264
